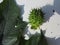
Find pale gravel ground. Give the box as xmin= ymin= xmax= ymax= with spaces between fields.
xmin=15 ymin=0 xmax=60 ymax=45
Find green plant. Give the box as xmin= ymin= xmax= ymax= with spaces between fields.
xmin=25 ymin=34 xmax=40 ymax=45
xmin=1 ymin=0 xmax=27 ymax=45
xmin=38 ymin=30 xmax=48 ymax=45
xmin=29 ymin=8 xmax=44 ymax=29
xmin=14 ymin=16 xmax=27 ymax=45
xmin=18 ymin=30 xmax=48 ymax=45
xmin=15 ymin=16 xmax=27 ymax=31
xmin=0 ymin=0 xmax=28 ymax=45
xmin=0 ymin=0 xmax=8 ymax=23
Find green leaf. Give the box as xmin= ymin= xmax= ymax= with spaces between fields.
xmin=2 ymin=0 xmax=27 ymax=45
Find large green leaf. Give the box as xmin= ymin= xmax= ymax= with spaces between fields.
xmin=0 ymin=0 xmax=8 ymax=23
xmin=2 ymin=0 xmax=27 ymax=45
